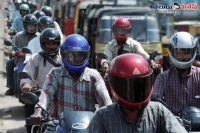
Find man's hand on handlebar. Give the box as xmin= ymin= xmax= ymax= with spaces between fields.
xmin=9 ymin=51 xmax=15 ymax=56
xmin=30 ymin=108 xmax=43 ymax=124
xmin=22 ymin=83 xmax=32 ymax=92
xmin=149 ymin=60 xmax=161 ymax=70
xmin=101 ymin=62 xmax=109 ymax=73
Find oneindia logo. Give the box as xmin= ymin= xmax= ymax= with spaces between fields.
xmin=151 ymin=4 xmax=173 ymax=13
xmin=151 ymin=2 xmax=198 ymax=16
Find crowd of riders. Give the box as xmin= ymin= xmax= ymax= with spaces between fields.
xmin=3 ymin=0 xmax=200 ymax=133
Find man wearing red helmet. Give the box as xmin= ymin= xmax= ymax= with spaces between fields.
xmin=86 ymin=54 xmax=187 ymax=133
xmin=101 ymin=18 xmax=160 ymax=72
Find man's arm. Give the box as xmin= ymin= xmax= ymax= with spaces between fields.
xmin=86 ymin=111 xmax=104 ymax=133
xmin=134 ymin=41 xmax=149 ymax=60
xmin=163 ymin=105 xmax=188 ymax=133
xmin=153 ymin=74 xmax=165 ymax=99
xmin=94 ymin=70 xmax=112 ymax=107
xmin=101 ymin=42 xmax=113 ymax=66
xmin=20 ymin=54 xmax=37 ymax=89
xmin=36 ymin=68 xmax=59 ymax=110
xmin=9 ymin=17 xmax=18 ymax=33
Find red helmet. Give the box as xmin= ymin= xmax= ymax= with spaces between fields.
xmin=112 ymin=18 xmax=131 ymax=41
xmin=108 ymin=53 xmax=153 ymax=110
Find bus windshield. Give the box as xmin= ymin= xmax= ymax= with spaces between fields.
xmin=98 ymin=15 xmax=160 ymax=43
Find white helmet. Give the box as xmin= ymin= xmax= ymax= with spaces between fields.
xmin=169 ymin=31 xmax=197 ymax=69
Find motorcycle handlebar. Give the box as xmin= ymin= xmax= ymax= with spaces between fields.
xmin=25 ymin=117 xmax=59 ymax=127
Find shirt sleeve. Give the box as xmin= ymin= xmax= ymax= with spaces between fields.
xmin=153 ymin=73 xmax=165 ymax=100
xmin=36 ymin=68 xmax=58 ymax=110
xmin=162 ymin=105 xmax=188 ymax=133
xmin=86 ymin=111 xmax=104 ymax=133
xmin=134 ymin=41 xmax=150 ymax=60
xmin=93 ymin=70 xmax=112 ymax=107
xmin=20 ymin=54 xmax=38 ymax=88
xmin=9 ymin=17 xmax=18 ymax=32
xmin=101 ymin=42 xmax=113 ymax=65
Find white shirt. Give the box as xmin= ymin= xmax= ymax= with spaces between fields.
xmin=25 ymin=36 xmax=41 ymax=62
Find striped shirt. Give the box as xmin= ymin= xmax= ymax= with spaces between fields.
xmin=153 ymin=66 xmax=200 ymax=115
xmin=86 ymin=102 xmax=187 ymax=133
xmin=37 ymin=67 xmax=112 ymax=119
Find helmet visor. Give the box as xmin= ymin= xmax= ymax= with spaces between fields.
xmin=169 ymin=46 xmax=196 ymax=62
xmin=39 ymin=23 xmax=54 ymax=32
xmin=25 ymin=24 xmax=37 ymax=33
xmin=110 ymin=73 xmax=152 ymax=103
xmin=61 ymin=50 xmax=90 ymax=66
xmin=113 ymin=27 xmax=130 ymax=37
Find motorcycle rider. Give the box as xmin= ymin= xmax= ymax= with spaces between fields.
xmin=7 ymin=0 xmax=22 ymax=24
xmin=32 ymin=10 xmax=45 ymax=20
xmin=40 ymin=6 xmax=63 ymax=41
xmin=9 ymin=3 xmax=30 ymax=36
xmin=101 ymin=18 xmax=160 ymax=98
xmin=27 ymin=16 xmax=55 ymax=55
xmin=153 ymin=31 xmax=200 ymax=115
xmin=101 ymin=18 xmax=160 ymax=72
xmin=5 ymin=14 xmax=39 ymax=96
xmin=29 ymin=1 xmax=37 ymax=14
xmin=30 ymin=34 xmax=112 ymax=132
xmin=20 ymin=28 xmax=62 ymax=133
xmin=86 ymin=53 xmax=187 ymax=133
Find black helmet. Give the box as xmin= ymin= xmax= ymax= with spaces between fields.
xmin=38 ymin=16 xmax=54 ymax=33
xmin=178 ymin=106 xmax=200 ymax=131
xmin=40 ymin=6 xmax=52 ymax=17
xmin=33 ymin=10 xmax=46 ymax=20
xmin=23 ymin=14 xmax=38 ymax=33
xmin=29 ymin=1 xmax=37 ymax=13
xmin=29 ymin=1 xmax=37 ymax=8
xmin=40 ymin=28 xmax=61 ymax=56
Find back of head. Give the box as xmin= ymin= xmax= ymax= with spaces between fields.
xmin=23 ymin=14 xmax=38 ymax=33
xmin=38 ymin=16 xmax=54 ymax=33
xmin=169 ymin=31 xmax=197 ymax=70
xmin=40 ymin=6 xmax=52 ymax=17
xmin=108 ymin=53 xmax=153 ymax=110
xmin=60 ymin=34 xmax=90 ymax=74
xmin=33 ymin=10 xmax=46 ymax=20
xmin=40 ymin=28 xmax=61 ymax=57
xmin=112 ymin=18 xmax=131 ymax=41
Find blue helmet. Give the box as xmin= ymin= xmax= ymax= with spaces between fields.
xmin=60 ymin=34 xmax=90 ymax=74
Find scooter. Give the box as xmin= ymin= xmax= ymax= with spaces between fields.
xmin=151 ymin=93 xmax=200 ymax=133
xmin=21 ymin=92 xmax=94 ymax=133
xmin=4 ymin=40 xmax=32 ymax=102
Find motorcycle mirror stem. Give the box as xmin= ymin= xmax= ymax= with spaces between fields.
xmin=18 ymin=72 xmax=39 ymax=88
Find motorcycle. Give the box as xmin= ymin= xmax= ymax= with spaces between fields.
xmin=151 ymin=93 xmax=200 ymax=133
xmin=21 ymin=92 xmax=94 ymax=133
xmin=4 ymin=40 xmax=32 ymax=102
